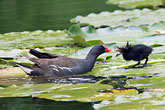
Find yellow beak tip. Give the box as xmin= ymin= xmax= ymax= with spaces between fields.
xmin=109 ymin=51 xmax=113 ymax=53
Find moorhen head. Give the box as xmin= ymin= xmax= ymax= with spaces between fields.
xmin=16 ymin=44 xmax=112 ymax=78
xmin=116 ymin=42 xmax=153 ymax=69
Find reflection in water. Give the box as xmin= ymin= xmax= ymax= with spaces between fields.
xmin=0 ymin=0 xmax=120 ymax=33
xmin=0 ymin=97 xmax=93 ymax=110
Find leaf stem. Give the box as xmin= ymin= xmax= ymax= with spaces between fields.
xmin=111 ymin=59 xmax=165 ymax=69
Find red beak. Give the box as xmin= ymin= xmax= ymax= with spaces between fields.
xmin=104 ymin=46 xmax=112 ymax=53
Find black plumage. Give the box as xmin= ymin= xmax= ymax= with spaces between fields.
xmin=16 ymin=45 xmax=112 ymax=78
xmin=117 ymin=42 xmax=153 ymax=69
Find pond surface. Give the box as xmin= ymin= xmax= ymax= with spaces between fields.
xmin=0 ymin=0 xmax=119 ymax=34
xmin=0 ymin=0 xmax=118 ymax=109
xmin=0 ymin=97 xmax=93 ymax=110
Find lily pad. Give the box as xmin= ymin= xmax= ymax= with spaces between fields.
xmin=128 ymin=74 xmax=165 ymax=89
xmin=71 ymin=8 xmax=165 ymax=28
xmin=0 ymin=83 xmax=139 ymax=102
xmin=0 ymin=49 xmax=28 ymax=59
xmin=0 ymin=83 xmax=71 ymax=97
xmin=0 ymin=67 xmax=26 ymax=78
xmin=0 ymin=30 xmax=74 ymax=50
xmin=68 ymin=21 xmax=165 ymax=46
xmin=106 ymin=0 xmax=163 ymax=8
xmin=94 ymin=92 xmax=165 ymax=110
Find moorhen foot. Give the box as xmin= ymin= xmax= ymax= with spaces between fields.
xmin=116 ymin=42 xmax=153 ymax=69
xmin=16 ymin=44 xmax=112 ymax=77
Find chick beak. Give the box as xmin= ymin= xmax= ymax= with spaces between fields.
xmin=116 ymin=48 xmax=121 ymax=52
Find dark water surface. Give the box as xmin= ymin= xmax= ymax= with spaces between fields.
xmin=0 ymin=97 xmax=93 ymax=110
xmin=0 ymin=0 xmax=119 ymax=34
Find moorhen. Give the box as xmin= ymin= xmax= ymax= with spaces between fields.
xmin=16 ymin=44 xmax=112 ymax=77
xmin=116 ymin=42 xmax=153 ymax=69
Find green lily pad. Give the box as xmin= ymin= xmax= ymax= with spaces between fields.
xmin=0 ymin=49 xmax=28 ymax=59
xmin=0 ymin=59 xmax=15 ymax=68
xmin=0 ymin=67 xmax=26 ymax=78
xmin=128 ymin=74 xmax=165 ymax=89
xmin=0 ymin=30 xmax=74 ymax=50
xmin=68 ymin=21 xmax=165 ymax=46
xmin=0 ymin=83 xmax=138 ymax=102
xmin=106 ymin=0 xmax=163 ymax=8
xmin=0 ymin=83 xmax=71 ymax=97
xmin=94 ymin=92 xmax=165 ymax=110
xmin=36 ymin=83 xmax=114 ymax=102
xmin=71 ymin=8 xmax=165 ymax=28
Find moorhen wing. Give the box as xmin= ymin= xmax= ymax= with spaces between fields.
xmin=16 ymin=44 xmax=112 ymax=77
xmin=29 ymin=49 xmax=63 ymax=58
xmin=116 ymin=42 xmax=153 ymax=69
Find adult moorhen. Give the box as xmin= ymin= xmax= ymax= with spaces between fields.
xmin=116 ymin=42 xmax=153 ymax=69
xmin=16 ymin=44 xmax=112 ymax=77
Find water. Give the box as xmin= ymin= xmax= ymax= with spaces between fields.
xmin=0 ymin=97 xmax=93 ymax=110
xmin=0 ymin=0 xmax=120 ymax=34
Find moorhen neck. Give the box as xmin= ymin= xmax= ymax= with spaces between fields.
xmin=16 ymin=44 xmax=112 ymax=77
xmin=117 ymin=42 xmax=153 ymax=69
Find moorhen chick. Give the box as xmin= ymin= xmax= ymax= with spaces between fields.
xmin=16 ymin=44 xmax=112 ymax=77
xmin=116 ymin=42 xmax=153 ymax=69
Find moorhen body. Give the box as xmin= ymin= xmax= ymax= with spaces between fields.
xmin=117 ymin=42 xmax=153 ymax=69
xmin=16 ymin=45 xmax=112 ymax=77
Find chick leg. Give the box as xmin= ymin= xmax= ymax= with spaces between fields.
xmin=134 ymin=57 xmax=149 ymax=68
xmin=142 ymin=57 xmax=148 ymax=67
xmin=124 ymin=61 xmax=141 ymax=69
xmin=127 ymin=57 xmax=148 ymax=68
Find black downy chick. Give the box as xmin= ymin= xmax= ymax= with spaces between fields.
xmin=117 ymin=42 xmax=153 ymax=69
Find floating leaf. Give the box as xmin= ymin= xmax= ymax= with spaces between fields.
xmin=0 ymin=67 xmax=26 ymax=78
xmin=0 ymin=30 xmax=74 ymax=50
xmin=94 ymin=92 xmax=165 ymax=110
xmin=68 ymin=25 xmax=103 ymax=46
xmin=106 ymin=0 xmax=163 ymax=8
xmin=68 ymin=21 xmax=165 ymax=46
xmin=71 ymin=9 xmax=165 ymax=28
xmin=0 ymin=83 xmax=71 ymax=97
xmin=151 ymin=44 xmax=163 ymax=47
